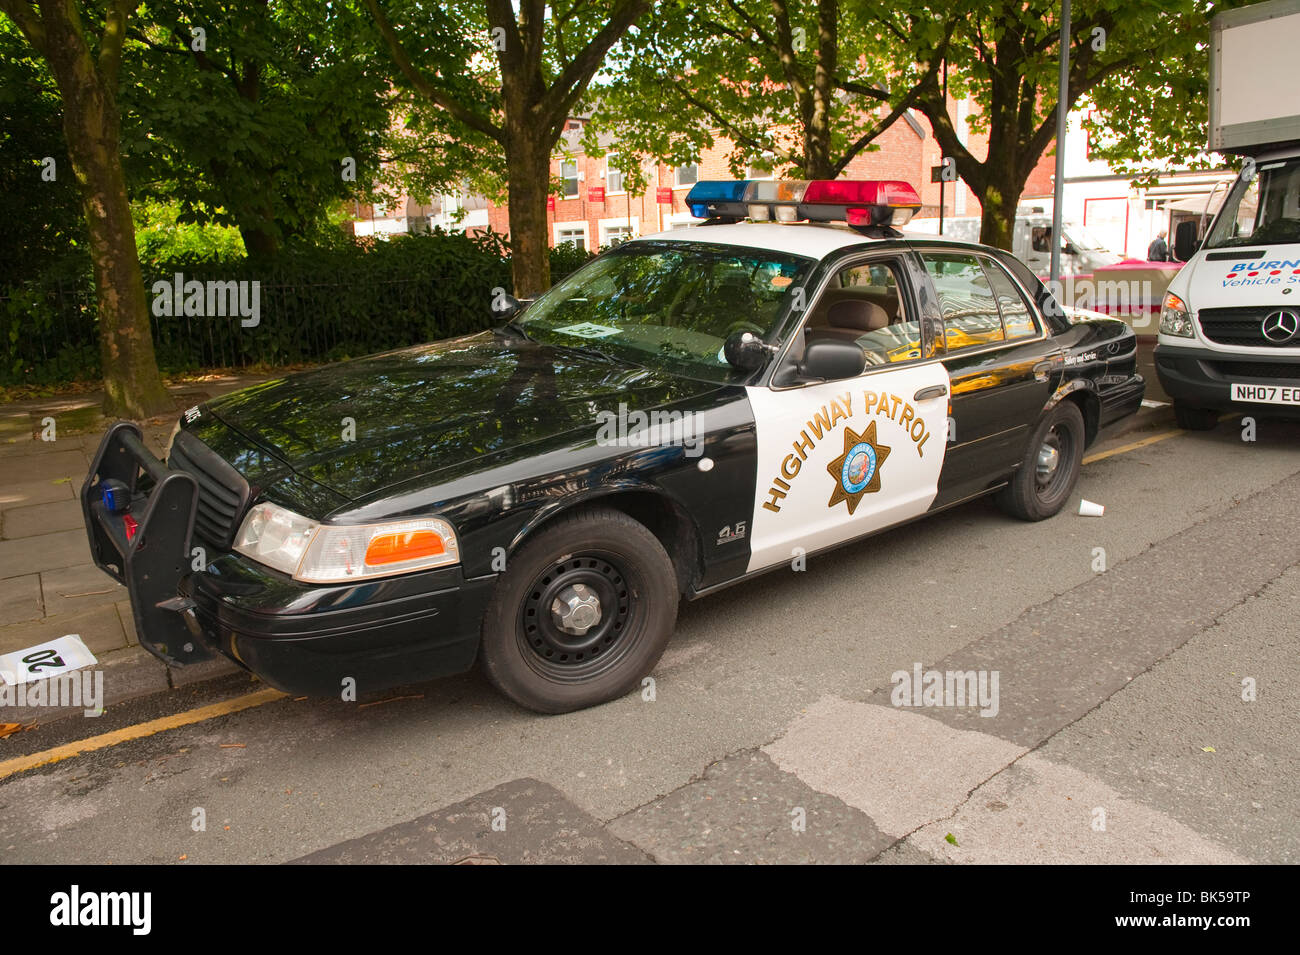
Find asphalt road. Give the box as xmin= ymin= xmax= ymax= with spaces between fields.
xmin=1 ymin=410 xmax=1297 ymax=865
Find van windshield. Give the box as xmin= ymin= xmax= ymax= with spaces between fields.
xmin=1206 ymin=157 xmax=1300 ymax=248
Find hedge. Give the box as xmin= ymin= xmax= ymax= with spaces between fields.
xmin=0 ymin=230 xmax=596 ymax=385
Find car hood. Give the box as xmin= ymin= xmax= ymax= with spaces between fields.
xmin=203 ymin=331 xmax=720 ymax=501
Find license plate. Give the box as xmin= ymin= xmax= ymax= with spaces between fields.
xmin=1231 ymin=383 xmax=1300 ymax=406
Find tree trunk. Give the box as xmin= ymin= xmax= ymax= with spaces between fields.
xmin=239 ymin=225 xmax=280 ymax=261
xmin=973 ymin=155 xmax=1025 ymax=252
xmin=505 ymin=139 xmax=551 ymax=298
xmin=42 ymin=9 xmax=172 ymax=418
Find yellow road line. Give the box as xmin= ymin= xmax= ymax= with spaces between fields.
xmin=1 ymin=422 xmax=1198 ymax=780
xmin=0 ymin=687 xmax=286 ymax=781
xmin=1083 ymin=428 xmax=1183 ymax=464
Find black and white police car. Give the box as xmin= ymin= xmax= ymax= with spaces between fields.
xmin=83 ymin=178 xmax=1145 ymax=712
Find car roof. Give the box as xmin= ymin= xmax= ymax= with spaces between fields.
xmin=635 ymin=221 xmax=878 ymax=259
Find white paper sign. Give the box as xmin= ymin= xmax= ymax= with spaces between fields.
xmin=0 ymin=634 xmax=98 ymax=686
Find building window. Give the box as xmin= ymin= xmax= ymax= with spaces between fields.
xmin=674 ymin=164 xmax=698 ymax=187
xmin=561 ymin=161 xmax=579 ymax=198
xmin=606 ymin=155 xmax=625 ymax=195
xmin=555 ymin=224 xmax=588 ymax=251
xmin=600 ymin=217 xmax=638 ymax=246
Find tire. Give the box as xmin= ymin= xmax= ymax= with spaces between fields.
xmin=996 ymin=400 xmax=1086 ymax=521
xmin=479 ymin=507 xmax=679 ymax=713
xmin=1173 ymin=401 xmax=1219 ymax=431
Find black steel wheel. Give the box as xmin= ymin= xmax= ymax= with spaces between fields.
xmin=997 ymin=400 xmax=1086 ymax=521
xmin=480 ymin=507 xmax=678 ymax=713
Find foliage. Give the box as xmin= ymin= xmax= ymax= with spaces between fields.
xmin=1 ymin=230 xmax=596 ymax=385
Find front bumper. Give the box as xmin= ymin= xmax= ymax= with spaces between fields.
xmin=1154 ymin=344 xmax=1300 ymax=417
xmin=83 ymin=423 xmax=494 ymax=696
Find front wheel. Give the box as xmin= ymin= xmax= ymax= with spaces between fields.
xmin=997 ymin=400 xmax=1086 ymax=521
xmin=479 ymin=507 xmax=679 ymax=713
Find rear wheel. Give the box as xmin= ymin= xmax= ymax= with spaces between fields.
xmin=997 ymin=400 xmax=1085 ymax=521
xmin=1173 ymin=401 xmax=1219 ymax=431
xmin=479 ymin=507 xmax=678 ymax=713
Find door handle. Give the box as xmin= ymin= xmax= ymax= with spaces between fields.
xmin=1033 ymin=360 xmax=1055 ymax=381
xmin=913 ymin=384 xmax=948 ymax=401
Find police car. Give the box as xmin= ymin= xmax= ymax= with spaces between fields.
xmin=82 ymin=179 xmax=1144 ymax=713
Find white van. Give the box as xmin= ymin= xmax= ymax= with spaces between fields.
xmin=1155 ymin=0 xmax=1300 ymax=429
xmin=905 ymin=214 xmax=1121 ymax=277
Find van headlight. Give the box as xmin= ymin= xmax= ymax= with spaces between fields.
xmin=1159 ymin=292 xmax=1194 ymax=337
xmin=233 ymin=502 xmax=459 ymax=582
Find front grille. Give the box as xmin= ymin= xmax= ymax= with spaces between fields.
xmin=1206 ymin=360 xmax=1300 ymax=381
xmin=167 ymin=431 xmax=250 ymax=548
xmin=1198 ymin=307 xmax=1300 ymax=347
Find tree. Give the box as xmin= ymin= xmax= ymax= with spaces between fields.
xmin=1 ymin=0 xmax=171 ymax=417
xmin=885 ymin=0 xmax=1199 ymax=249
xmin=587 ymin=0 xmax=948 ymax=183
xmin=0 ymin=16 xmax=86 ymax=287
xmin=121 ymin=0 xmax=394 ymax=260
xmin=1082 ymin=1 xmax=1256 ymax=183
xmin=363 ymin=0 xmax=651 ymax=296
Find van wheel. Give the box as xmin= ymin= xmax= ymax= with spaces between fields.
xmin=997 ymin=400 xmax=1085 ymax=521
xmin=1173 ymin=401 xmax=1219 ymax=431
xmin=479 ymin=507 xmax=678 ymax=714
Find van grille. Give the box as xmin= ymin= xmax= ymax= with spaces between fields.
xmin=1207 ymin=361 xmax=1300 ymax=381
xmin=1198 ymin=307 xmax=1299 ymax=347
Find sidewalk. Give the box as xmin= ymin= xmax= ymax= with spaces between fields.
xmin=0 ymin=373 xmax=277 ymax=721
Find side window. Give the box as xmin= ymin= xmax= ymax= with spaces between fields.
xmin=1031 ymin=226 xmax=1052 ymax=253
xmin=980 ymin=258 xmax=1040 ymax=339
xmin=922 ymin=253 xmax=1004 ymax=351
xmin=804 ymin=259 xmax=921 ymax=366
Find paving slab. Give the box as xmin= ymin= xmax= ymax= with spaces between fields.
xmin=290 ymin=778 xmax=652 ymax=865
xmin=0 ymin=604 xmax=126 ymax=657
xmin=0 ymin=529 xmax=89 ymax=578
xmin=0 ymin=449 xmax=86 ymax=483
xmin=0 ymin=574 xmax=43 ymax=626
xmin=40 ymin=564 xmax=124 ymax=617
xmin=1 ymin=498 xmax=84 ymax=539
xmin=0 ymin=478 xmax=77 ymax=510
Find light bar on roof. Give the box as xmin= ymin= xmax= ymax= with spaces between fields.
xmin=684 ymin=178 xmax=924 ymax=229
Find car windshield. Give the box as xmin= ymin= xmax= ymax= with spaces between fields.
xmin=1064 ymin=225 xmax=1108 ymax=251
xmin=518 ymin=240 xmax=814 ymax=383
xmin=1206 ymin=156 xmax=1300 ymax=248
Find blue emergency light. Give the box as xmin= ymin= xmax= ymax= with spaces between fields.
xmin=684 ymin=180 xmax=753 ymax=219
xmin=100 ymin=479 xmax=130 ymax=514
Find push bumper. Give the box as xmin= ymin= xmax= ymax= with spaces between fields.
xmin=82 ymin=423 xmax=495 ymax=696
xmin=1154 ymin=344 xmax=1300 ymax=417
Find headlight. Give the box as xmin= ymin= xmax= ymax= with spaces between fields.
xmin=1159 ymin=292 xmax=1194 ymax=337
xmin=232 ymin=503 xmax=459 ymax=583
xmin=234 ymin=502 xmax=319 ymax=576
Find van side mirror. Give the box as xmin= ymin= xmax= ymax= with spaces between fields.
xmin=798 ymin=339 xmax=866 ymax=382
xmin=1174 ymin=221 xmax=1200 ymax=262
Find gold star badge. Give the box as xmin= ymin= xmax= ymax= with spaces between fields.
xmin=827 ymin=421 xmax=891 ymax=515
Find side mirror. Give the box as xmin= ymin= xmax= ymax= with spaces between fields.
xmin=491 ymin=292 xmax=531 ymax=321
xmin=798 ymin=339 xmax=866 ymax=382
xmin=1062 ymin=242 xmax=1078 ymax=256
xmin=1174 ymin=220 xmax=1200 ymax=262
xmin=723 ymin=330 xmax=773 ymax=371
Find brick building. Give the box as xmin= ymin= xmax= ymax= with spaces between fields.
xmin=482 ymin=98 xmax=991 ymax=250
